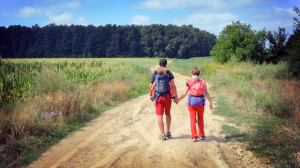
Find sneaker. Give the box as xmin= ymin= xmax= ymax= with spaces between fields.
xmin=200 ymin=136 xmax=206 ymax=140
xmin=192 ymin=138 xmax=197 ymax=142
xmin=166 ymin=132 xmax=171 ymax=138
xmin=159 ymin=135 xmax=167 ymax=140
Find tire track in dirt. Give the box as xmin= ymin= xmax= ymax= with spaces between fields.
xmin=28 ymin=66 xmax=265 ymax=168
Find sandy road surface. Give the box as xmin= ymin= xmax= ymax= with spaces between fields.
xmin=28 ymin=66 xmax=265 ymax=168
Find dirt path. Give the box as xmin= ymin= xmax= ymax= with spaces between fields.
xmin=28 ymin=66 xmax=265 ymax=168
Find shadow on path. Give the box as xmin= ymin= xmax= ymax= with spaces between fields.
xmin=169 ymin=135 xmax=227 ymax=143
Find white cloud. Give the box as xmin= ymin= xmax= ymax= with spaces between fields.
xmin=245 ymin=6 xmax=295 ymax=33
xmin=17 ymin=1 xmax=82 ymax=18
xmin=274 ymin=7 xmax=297 ymax=18
xmin=131 ymin=15 xmax=150 ymax=25
xmin=136 ymin=0 xmax=263 ymax=10
xmin=66 ymin=1 xmax=82 ymax=9
xmin=16 ymin=1 xmax=84 ymax=24
xmin=173 ymin=12 xmax=239 ymax=35
xmin=49 ymin=12 xmax=73 ymax=23
xmin=77 ymin=16 xmax=86 ymax=22
xmin=18 ymin=6 xmax=43 ymax=17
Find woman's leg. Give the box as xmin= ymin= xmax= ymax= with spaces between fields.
xmin=188 ymin=105 xmax=198 ymax=138
xmin=196 ymin=106 xmax=205 ymax=137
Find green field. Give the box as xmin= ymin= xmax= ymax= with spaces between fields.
xmin=168 ymin=56 xmax=215 ymax=78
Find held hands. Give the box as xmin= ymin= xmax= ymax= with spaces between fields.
xmin=173 ymin=97 xmax=180 ymax=104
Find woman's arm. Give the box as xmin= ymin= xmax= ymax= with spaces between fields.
xmin=204 ymin=87 xmax=213 ymax=110
xmin=176 ymin=86 xmax=189 ymax=103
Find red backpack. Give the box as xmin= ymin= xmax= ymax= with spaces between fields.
xmin=187 ymin=79 xmax=206 ymax=96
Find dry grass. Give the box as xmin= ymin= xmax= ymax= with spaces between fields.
xmin=281 ymin=80 xmax=300 ymax=125
xmin=92 ymin=81 xmax=131 ymax=105
xmin=0 ymin=80 xmax=133 ymax=167
xmin=0 ymin=58 xmax=152 ymax=167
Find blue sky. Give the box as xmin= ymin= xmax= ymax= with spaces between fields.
xmin=0 ymin=0 xmax=299 ymax=35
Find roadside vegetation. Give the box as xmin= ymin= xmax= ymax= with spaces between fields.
xmin=207 ymin=7 xmax=299 ymax=167
xmin=168 ymin=7 xmax=300 ymax=165
xmin=0 ymin=58 xmax=157 ymax=167
xmin=169 ymin=56 xmax=300 ymax=167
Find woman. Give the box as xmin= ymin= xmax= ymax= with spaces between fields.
xmin=175 ymin=68 xmax=213 ymax=142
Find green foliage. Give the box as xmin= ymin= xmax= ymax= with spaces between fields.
xmin=0 ymin=24 xmax=216 ymax=59
xmin=210 ymin=21 xmax=267 ymax=64
xmin=266 ymin=28 xmax=288 ymax=64
xmin=286 ymin=7 xmax=300 ymax=79
xmin=0 ymin=60 xmax=42 ymax=106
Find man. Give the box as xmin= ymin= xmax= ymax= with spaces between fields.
xmin=150 ymin=59 xmax=178 ymax=140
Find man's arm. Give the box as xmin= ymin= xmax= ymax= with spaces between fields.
xmin=169 ymin=79 xmax=178 ymax=99
xmin=149 ymin=83 xmax=153 ymax=93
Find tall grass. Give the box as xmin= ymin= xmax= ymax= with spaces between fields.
xmin=169 ymin=57 xmax=300 ymax=167
xmin=0 ymin=58 xmax=154 ymax=167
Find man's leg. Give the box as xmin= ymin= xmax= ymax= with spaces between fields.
xmin=166 ymin=114 xmax=171 ymax=133
xmin=157 ymin=115 xmax=165 ymax=136
xmin=164 ymin=94 xmax=172 ymax=133
xmin=156 ymin=96 xmax=165 ymax=137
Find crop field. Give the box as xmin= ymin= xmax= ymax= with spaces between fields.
xmin=0 ymin=58 xmax=158 ymax=167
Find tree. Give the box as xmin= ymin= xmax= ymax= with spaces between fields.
xmin=0 ymin=24 xmax=216 ymax=58
xmin=286 ymin=6 xmax=300 ymax=79
xmin=210 ymin=21 xmax=267 ymax=63
xmin=266 ymin=28 xmax=288 ymax=63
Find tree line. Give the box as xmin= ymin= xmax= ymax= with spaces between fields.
xmin=0 ymin=24 xmax=216 ymax=59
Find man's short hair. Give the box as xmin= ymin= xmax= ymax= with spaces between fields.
xmin=159 ymin=59 xmax=167 ymax=67
xmin=192 ymin=68 xmax=200 ymax=76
